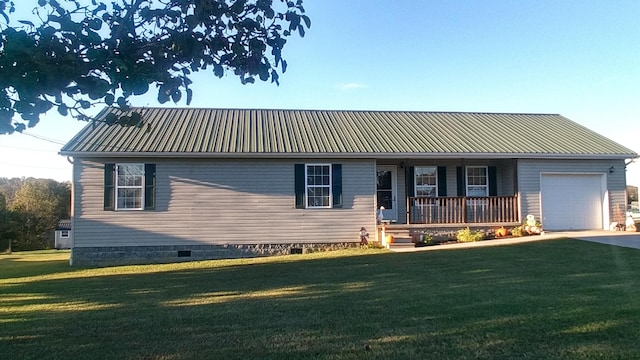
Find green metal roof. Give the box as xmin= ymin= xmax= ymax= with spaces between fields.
xmin=60 ymin=107 xmax=637 ymax=159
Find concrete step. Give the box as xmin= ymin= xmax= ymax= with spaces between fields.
xmin=389 ymin=243 xmax=416 ymax=249
xmin=386 ymin=236 xmax=414 ymax=249
xmin=390 ymin=236 xmax=413 ymax=243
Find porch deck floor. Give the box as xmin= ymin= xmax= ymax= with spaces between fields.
xmin=378 ymin=222 xmax=521 ymax=231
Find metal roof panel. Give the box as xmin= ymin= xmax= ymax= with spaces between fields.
xmin=60 ymin=108 xmax=637 ymax=159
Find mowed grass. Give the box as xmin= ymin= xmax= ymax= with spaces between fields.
xmin=2 ymin=240 xmax=640 ymax=360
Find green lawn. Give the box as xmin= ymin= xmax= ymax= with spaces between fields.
xmin=2 ymin=240 xmax=640 ymax=360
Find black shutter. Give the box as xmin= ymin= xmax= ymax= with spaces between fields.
xmin=488 ymin=166 xmax=497 ymax=196
xmin=437 ymin=166 xmax=447 ymax=196
xmin=407 ymin=166 xmax=415 ymax=197
xmin=332 ymin=164 xmax=342 ymax=208
xmin=294 ymin=164 xmax=305 ymax=209
xmin=104 ymin=163 xmax=115 ymax=210
xmin=144 ymin=164 xmax=156 ymax=210
xmin=456 ymin=166 xmax=465 ymax=196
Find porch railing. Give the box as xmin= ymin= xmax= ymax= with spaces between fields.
xmin=408 ymin=196 xmax=519 ymax=224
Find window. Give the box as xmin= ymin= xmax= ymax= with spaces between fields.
xmin=104 ymin=163 xmax=156 ymax=211
xmin=116 ymin=164 xmax=145 ymax=210
xmin=294 ymin=163 xmax=342 ymax=209
xmin=466 ymin=166 xmax=488 ymax=196
xmin=306 ymin=164 xmax=332 ymax=208
xmin=60 ymin=230 xmax=70 ymax=238
xmin=415 ymin=166 xmax=437 ymax=197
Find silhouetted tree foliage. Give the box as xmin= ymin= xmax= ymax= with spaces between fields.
xmin=0 ymin=177 xmax=70 ymax=251
xmin=628 ymin=185 xmax=638 ymax=204
xmin=0 ymin=192 xmax=9 ymax=252
xmin=0 ymin=0 xmax=309 ymax=133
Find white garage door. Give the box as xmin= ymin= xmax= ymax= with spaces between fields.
xmin=540 ymin=174 xmax=604 ymax=230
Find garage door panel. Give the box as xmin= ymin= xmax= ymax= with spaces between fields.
xmin=541 ymin=174 xmax=603 ymax=230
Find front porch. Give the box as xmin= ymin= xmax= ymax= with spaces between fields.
xmin=408 ymin=195 xmax=519 ymax=224
xmin=376 ymin=159 xmax=521 ymax=226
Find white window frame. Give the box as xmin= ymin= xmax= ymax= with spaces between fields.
xmin=115 ymin=163 xmax=145 ymax=210
xmin=60 ymin=230 xmax=70 ymax=238
xmin=305 ymin=164 xmax=332 ymax=209
xmin=414 ymin=166 xmax=438 ymax=197
xmin=466 ymin=166 xmax=488 ymax=197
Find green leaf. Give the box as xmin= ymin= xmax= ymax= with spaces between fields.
xmin=104 ymin=94 xmax=115 ymax=106
xmin=116 ymin=97 xmax=127 ymax=108
xmin=171 ymin=90 xmax=181 ymax=103
xmin=157 ymin=89 xmax=170 ymax=104
xmin=104 ymin=113 xmax=117 ymax=125
xmin=214 ymin=64 xmax=224 ymax=78
xmin=186 ymin=88 xmax=193 ymax=105
xmin=88 ymin=18 xmax=102 ymax=30
xmin=301 ymin=15 xmax=311 ymax=28
xmin=57 ymin=104 xmax=68 ymax=116
xmin=131 ymin=82 xmax=149 ymax=96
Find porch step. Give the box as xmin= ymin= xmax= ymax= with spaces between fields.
xmin=388 ymin=236 xmax=415 ymax=249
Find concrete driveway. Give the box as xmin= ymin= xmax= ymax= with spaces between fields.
xmin=390 ymin=230 xmax=640 ymax=252
xmin=565 ymin=230 xmax=640 ymax=249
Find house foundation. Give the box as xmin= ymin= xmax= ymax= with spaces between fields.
xmin=70 ymin=242 xmax=359 ymax=267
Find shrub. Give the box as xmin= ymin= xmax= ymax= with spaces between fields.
xmin=456 ymin=227 xmax=485 ymax=243
xmin=421 ymin=233 xmax=433 ymax=245
xmin=511 ymin=226 xmax=523 ymax=237
xmin=362 ymin=242 xmax=385 ymax=249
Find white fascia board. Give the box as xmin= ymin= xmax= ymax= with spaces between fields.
xmin=59 ymin=151 xmax=637 ymax=160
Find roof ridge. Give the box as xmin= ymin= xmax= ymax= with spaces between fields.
xmin=121 ymin=106 xmax=560 ymax=116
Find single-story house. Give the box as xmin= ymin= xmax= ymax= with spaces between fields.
xmin=54 ymin=219 xmax=72 ymax=249
xmin=60 ymin=108 xmax=637 ymax=266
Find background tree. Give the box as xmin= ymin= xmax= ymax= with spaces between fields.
xmin=0 ymin=192 xmax=10 ymax=252
xmin=0 ymin=177 xmax=23 ymax=202
xmin=628 ymin=185 xmax=638 ymax=205
xmin=0 ymin=0 xmax=309 ymax=134
xmin=0 ymin=177 xmax=71 ymax=251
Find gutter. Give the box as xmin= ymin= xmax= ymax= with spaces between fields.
xmin=58 ymin=151 xmax=638 ymax=161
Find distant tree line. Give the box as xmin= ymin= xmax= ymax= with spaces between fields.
xmin=0 ymin=177 xmax=70 ymax=252
xmin=629 ymin=185 xmax=638 ymax=205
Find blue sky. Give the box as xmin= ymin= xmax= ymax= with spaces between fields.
xmin=0 ymin=0 xmax=638 ymax=186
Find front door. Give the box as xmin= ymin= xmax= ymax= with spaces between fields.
xmin=376 ymin=166 xmax=398 ymax=222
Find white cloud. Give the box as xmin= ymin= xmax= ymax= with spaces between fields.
xmin=338 ymin=83 xmax=367 ymax=90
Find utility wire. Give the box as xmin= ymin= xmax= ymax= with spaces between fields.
xmin=0 ymin=144 xmax=58 ymax=152
xmin=19 ymin=132 xmax=67 ymax=145
xmin=0 ymin=161 xmax=70 ymax=170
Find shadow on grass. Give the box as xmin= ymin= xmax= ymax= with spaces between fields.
xmin=2 ymin=240 xmax=640 ymax=359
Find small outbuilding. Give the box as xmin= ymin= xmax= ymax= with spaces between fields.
xmin=54 ymin=219 xmax=72 ymax=249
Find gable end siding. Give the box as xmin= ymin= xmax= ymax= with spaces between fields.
xmin=518 ymin=159 xmax=626 ymax=225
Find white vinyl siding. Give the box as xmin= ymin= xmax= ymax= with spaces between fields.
xmin=71 ymin=158 xmax=376 ymax=247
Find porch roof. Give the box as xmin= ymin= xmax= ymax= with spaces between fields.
xmin=60 ymin=108 xmax=636 ymax=159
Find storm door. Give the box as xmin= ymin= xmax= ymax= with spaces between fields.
xmin=376 ymin=166 xmax=398 ymax=222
